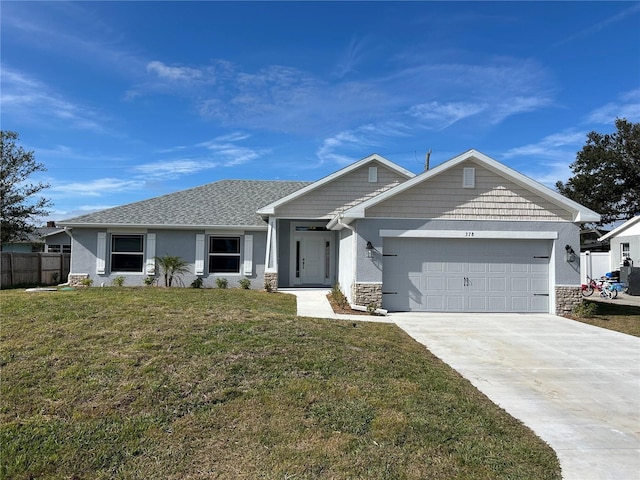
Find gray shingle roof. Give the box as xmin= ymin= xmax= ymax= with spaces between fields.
xmin=60 ymin=180 xmax=311 ymax=228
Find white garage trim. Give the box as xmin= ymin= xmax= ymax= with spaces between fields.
xmin=382 ymin=237 xmax=554 ymax=313
xmin=379 ymin=229 xmax=559 ymax=240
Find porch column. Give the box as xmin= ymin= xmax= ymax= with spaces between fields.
xmin=264 ymin=216 xmax=278 ymax=291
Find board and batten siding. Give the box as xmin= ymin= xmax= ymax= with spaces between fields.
xmin=366 ymin=161 xmax=573 ymax=222
xmin=275 ymin=163 xmax=406 ymax=219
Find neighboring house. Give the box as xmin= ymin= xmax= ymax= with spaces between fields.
xmin=580 ymin=227 xmax=610 ymax=252
xmin=598 ymin=216 xmax=640 ymax=270
xmin=0 ymin=222 xmax=70 ymax=253
xmin=58 ymin=149 xmax=600 ymax=314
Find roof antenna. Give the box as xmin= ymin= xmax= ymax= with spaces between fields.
xmin=425 ymin=149 xmax=432 ymax=171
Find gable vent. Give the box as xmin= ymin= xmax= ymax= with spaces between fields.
xmin=368 ymin=166 xmax=378 ymax=183
xmin=463 ymin=167 xmax=475 ymax=188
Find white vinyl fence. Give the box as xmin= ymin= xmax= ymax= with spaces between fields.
xmin=580 ymin=251 xmax=611 ymax=284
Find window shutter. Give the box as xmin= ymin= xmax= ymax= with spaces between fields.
xmin=96 ymin=232 xmax=106 ymax=274
xmin=145 ymin=233 xmax=156 ymax=274
xmin=243 ymin=235 xmax=253 ymax=275
xmin=195 ymin=234 xmax=205 ymax=275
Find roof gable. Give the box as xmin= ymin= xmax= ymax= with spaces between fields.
xmin=257 ymin=154 xmax=414 ymax=217
xmin=337 ymin=149 xmax=601 ymax=224
xmin=598 ymin=216 xmax=640 ymax=241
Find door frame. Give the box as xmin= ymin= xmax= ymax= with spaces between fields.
xmin=289 ymin=222 xmax=335 ymax=286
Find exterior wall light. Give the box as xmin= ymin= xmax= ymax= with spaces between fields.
xmin=366 ymin=241 xmax=375 ymax=258
xmin=565 ymin=244 xmax=576 ymax=263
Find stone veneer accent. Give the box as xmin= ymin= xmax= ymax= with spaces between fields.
xmin=555 ymin=285 xmax=582 ymax=315
xmin=264 ymin=272 xmax=278 ymax=292
xmin=68 ymin=273 xmax=90 ymax=287
xmin=352 ymin=282 xmax=383 ymax=308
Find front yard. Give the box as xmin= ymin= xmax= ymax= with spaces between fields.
xmin=1 ymin=288 xmax=560 ymax=479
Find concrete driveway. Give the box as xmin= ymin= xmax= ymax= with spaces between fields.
xmin=392 ymin=312 xmax=640 ymax=480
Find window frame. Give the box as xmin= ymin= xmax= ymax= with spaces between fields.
xmin=110 ymin=234 xmax=145 ymax=273
xmin=208 ymin=236 xmax=242 ymax=274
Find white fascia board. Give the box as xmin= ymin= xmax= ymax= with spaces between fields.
xmin=58 ymin=223 xmax=268 ymax=231
xmin=598 ymin=216 xmax=640 ymax=241
xmin=256 ymin=153 xmax=415 ymax=215
xmin=342 ymin=149 xmax=601 ymax=224
xmin=380 ymin=229 xmax=559 ymax=240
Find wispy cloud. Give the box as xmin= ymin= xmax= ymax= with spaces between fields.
xmin=133 ymin=132 xmax=270 ymax=180
xmin=133 ymin=160 xmax=220 ymax=180
xmin=50 ymin=178 xmax=145 ymax=198
xmin=146 ymin=61 xmax=206 ymax=83
xmin=1 ymin=66 xmax=110 ymax=133
xmin=408 ymin=101 xmax=487 ymax=129
xmin=554 ymin=3 xmax=640 ymax=47
xmin=503 ymin=130 xmax=587 ymax=159
xmin=586 ymin=88 xmax=640 ymax=124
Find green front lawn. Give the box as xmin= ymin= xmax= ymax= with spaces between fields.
xmin=1 ymin=288 xmax=560 ymax=479
xmin=570 ymin=299 xmax=640 ymax=337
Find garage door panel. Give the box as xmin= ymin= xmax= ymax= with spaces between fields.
xmin=488 ymin=297 xmax=507 ymax=311
xmin=488 ymin=277 xmax=506 ymax=292
xmin=446 ymin=262 xmax=464 ymax=273
xmin=425 ymin=296 xmax=444 ymax=310
xmin=489 ymin=263 xmax=507 ymax=273
xmin=511 ymin=277 xmax=529 ymax=292
xmin=446 ymin=296 xmax=464 ymax=310
xmin=511 ymin=296 xmax=530 ymax=311
xmin=425 ymin=262 xmax=444 ymax=273
xmin=446 ymin=277 xmax=464 ymax=291
xmin=382 ymin=238 xmax=550 ymax=313
xmin=425 ymin=276 xmax=444 ymax=291
xmin=469 ymin=296 xmax=488 ymax=311
xmin=531 ymin=263 xmax=548 ymax=274
xmin=531 ymin=278 xmax=548 ymax=292
xmin=469 ymin=263 xmax=487 ymax=273
xmin=468 ymin=277 xmax=486 ymax=292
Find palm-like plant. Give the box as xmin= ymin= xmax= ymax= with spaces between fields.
xmin=154 ymin=254 xmax=190 ymax=287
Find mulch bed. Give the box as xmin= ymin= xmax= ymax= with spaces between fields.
xmin=326 ymin=293 xmax=364 ymax=315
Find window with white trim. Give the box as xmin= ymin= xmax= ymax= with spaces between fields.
xmin=47 ymin=244 xmax=71 ymax=253
xmin=111 ymin=234 xmax=144 ymax=272
xmin=209 ymin=236 xmax=241 ymax=273
xmin=621 ymin=242 xmax=630 ymax=259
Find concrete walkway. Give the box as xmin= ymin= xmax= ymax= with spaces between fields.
xmin=285 ymin=289 xmax=640 ymax=480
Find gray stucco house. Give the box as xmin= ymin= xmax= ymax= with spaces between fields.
xmin=59 ymin=149 xmax=600 ymax=314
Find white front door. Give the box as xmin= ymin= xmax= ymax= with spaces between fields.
xmin=301 ymin=236 xmax=325 ymax=284
xmin=293 ymin=230 xmax=333 ymax=286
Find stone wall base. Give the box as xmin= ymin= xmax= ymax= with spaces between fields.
xmin=556 ymin=285 xmax=582 ymax=315
xmin=68 ymin=273 xmax=90 ymax=287
xmin=264 ymin=272 xmax=278 ymax=292
xmin=352 ymin=283 xmax=383 ymax=308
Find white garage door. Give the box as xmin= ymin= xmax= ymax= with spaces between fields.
xmin=382 ymin=238 xmax=550 ymax=312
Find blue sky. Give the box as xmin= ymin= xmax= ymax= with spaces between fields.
xmin=2 ymin=1 xmax=639 ymax=222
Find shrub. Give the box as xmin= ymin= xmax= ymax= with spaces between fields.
xmin=573 ymin=301 xmax=598 ymax=318
xmin=112 ymin=276 xmax=125 ymax=287
xmin=238 ymin=278 xmax=251 ymax=290
xmin=79 ymin=277 xmax=93 ymax=287
xmin=143 ymin=276 xmax=156 ymax=286
xmin=331 ymin=282 xmax=348 ymax=309
xmin=216 ymin=278 xmax=228 ymax=289
xmin=190 ymin=277 xmax=203 ymax=289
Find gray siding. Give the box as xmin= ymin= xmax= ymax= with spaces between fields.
xmin=70 ymin=228 xmax=267 ymax=288
xmin=367 ymin=161 xmax=573 ymax=222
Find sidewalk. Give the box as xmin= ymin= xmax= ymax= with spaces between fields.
xmin=280 ymin=288 xmax=392 ymax=323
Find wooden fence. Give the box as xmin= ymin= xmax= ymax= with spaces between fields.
xmin=0 ymin=252 xmax=70 ymax=288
